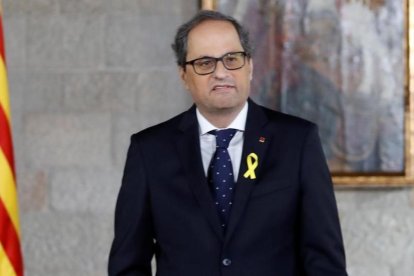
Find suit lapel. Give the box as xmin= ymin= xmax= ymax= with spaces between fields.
xmin=225 ymin=100 xmax=271 ymax=242
xmin=175 ymin=106 xmax=224 ymax=241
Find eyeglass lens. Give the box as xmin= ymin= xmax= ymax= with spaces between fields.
xmin=192 ymin=52 xmax=246 ymax=75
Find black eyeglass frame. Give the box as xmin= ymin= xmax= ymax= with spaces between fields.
xmin=184 ymin=51 xmax=249 ymax=75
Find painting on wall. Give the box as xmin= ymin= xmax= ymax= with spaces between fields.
xmin=201 ymin=0 xmax=414 ymax=186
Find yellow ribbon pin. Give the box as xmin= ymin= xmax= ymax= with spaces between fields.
xmin=243 ymin=153 xmax=259 ymax=179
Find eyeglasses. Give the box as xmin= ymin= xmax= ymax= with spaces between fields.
xmin=184 ymin=51 xmax=248 ymax=75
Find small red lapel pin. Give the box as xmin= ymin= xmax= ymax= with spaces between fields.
xmin=259 ymin=136 xmax=266 ymax=143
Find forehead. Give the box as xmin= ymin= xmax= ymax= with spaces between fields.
xmin=186 ymin=20 xmax=243 ymax=58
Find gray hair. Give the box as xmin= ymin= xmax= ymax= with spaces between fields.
xmin=171 ymin=10 xmax=253 ymax=68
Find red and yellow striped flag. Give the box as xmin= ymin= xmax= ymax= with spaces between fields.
xmin=0 ymin=3 xmax=24 ymax=276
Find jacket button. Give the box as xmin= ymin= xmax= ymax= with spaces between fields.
xmin=222 ymin=258 xmax=232 ymax=266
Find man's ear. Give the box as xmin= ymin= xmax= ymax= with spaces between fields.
xmin=179 ymin=66 xmax=189 ymax=90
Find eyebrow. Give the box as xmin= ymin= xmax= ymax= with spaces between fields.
xmin=193 ymin=55 xmax=214 ymax=60
xmin=190 ymin=51 xmax=244 ymax=60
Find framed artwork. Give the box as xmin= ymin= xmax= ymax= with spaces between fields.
xmin=201 ymin=0 xmax=414 ymax=187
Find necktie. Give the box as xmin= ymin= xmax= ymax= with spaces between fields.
xmin=209 ymin=129 xmax=237 ymax=228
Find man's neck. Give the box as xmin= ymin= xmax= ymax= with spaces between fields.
xmin=198 ymin=105 xmax=245 ymax=129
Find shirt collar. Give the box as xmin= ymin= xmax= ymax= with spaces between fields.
xmin=196 ymin=102 xmax=248 ymax=135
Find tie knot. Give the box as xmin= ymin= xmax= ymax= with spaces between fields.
xmin=210 ymin=129 xmax=237 ymax=148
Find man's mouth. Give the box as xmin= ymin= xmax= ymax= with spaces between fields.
xmin=212 ymin=84 xmax=235 ymax=91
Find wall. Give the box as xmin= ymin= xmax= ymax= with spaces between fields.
xmin=3 ymin=0 xmax=414 ymax=275
xmin=4 ymin=0 xmax=194 ymax=275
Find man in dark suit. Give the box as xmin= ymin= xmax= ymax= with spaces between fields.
xmin=108 ymin=10 xmax=348 ymax=276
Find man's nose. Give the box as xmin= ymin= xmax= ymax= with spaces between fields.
xmin=213 ymin=60 xmax=229 ymax=78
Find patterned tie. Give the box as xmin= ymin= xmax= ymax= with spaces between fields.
xmin=209 ymin=129 xmax=237 ymax=228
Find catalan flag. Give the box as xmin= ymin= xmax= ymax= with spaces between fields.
xmin=0 ymin=3 xmax=24 ymax=276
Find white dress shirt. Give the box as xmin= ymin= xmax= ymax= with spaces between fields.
xmin=196 ymin=102 xmax=248 ymax=182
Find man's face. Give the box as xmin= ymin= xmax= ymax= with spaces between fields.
xmin=180 ymin=20 xmax=253 ymax=116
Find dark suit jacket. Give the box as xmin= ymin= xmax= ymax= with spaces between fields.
xmin=108 ymin=99 xmax=347 ymax=276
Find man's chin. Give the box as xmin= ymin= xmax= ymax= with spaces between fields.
xmin=210 ymin=103 xmax=243 ymax=114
